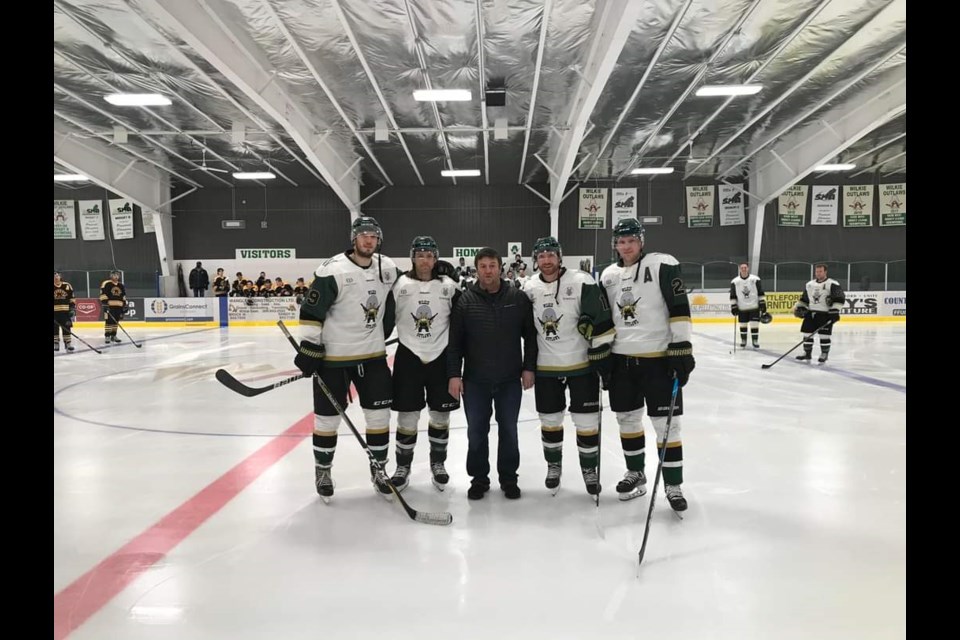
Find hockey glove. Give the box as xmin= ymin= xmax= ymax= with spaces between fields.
xmin=69 ymin=309 xmax=77 ymax=322
xmin=577 ymin=315 xmax=594 ymax=340
xmin=101 ymin=304 xmax=110 ymax=319
xmin=827 ymin=308 xmax=840 ymax=324
xmin=587 ymin=343 xmax=612 ymax=389
xmin=666 ymin=341 xmax=695 ymax=387
xmin=294 ymin=340 xmax=325 ymax=376
xmin=730 ymin=303 xmax=739 ymax=316
xmin=434 ymin=260 xmax=460 ymax=283
xmin=759 ymin=301 xmax=767 ymax=315
xmin=793 ymin=305 xmax=807 ymax=319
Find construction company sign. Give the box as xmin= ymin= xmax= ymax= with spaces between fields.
xmin=236 ymin=248 xmax=296 ymax=260
xmin=228 ymin=297 xmax=300 ymax=323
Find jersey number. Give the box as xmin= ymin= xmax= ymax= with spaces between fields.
xmin=306 ymin=289 xmax=321 ymax=306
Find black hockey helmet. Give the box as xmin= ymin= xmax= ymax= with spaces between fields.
xmin=351 ymin=216 xmax=383 ymax=247
xmin=533 ymin=236 xmax=562 ymax=263
xmin=612 ymin=218 xmax=645 ymax=249
xmin=410 ymin=235 xmax=439 ymax=260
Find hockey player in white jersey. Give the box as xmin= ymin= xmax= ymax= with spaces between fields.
xmin=599 ymin=218 xmax=695 ymax=512
xmin=524 ymin=237 xmax=614 ymax=496
xmin=793 ymin=263 xmax=845 ymax=363
xmin=729 ymin=262 xmax=769 ymax=348
xmin=389 ymin=236 xmax=462 ymax=492
xmin=294 ymin=216 xmax=402 ymax=502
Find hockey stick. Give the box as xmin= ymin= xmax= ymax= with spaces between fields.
xmin=638 ymin=373 xmax=680 ymax=567
xmin=216 ymin=369 xmax=304 ymax=397
xmin=214 ymin=338 xmax=399 ymax=398
xmin=595 ymin=374 xmax=602 ymax=509
xmin=760 ymin=318 xmax=837 ymax=370
xmin=54 ymin=320 xmax=102 ymax=354
xmin=277 ymin=321 xmax=452 ymax=526
xmin=732 ymin=314 xmax=738 ymax=354
xmin=111 ymin=312 xmax=142 ymax=348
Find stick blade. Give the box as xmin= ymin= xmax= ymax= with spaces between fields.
xmin=761 ymin=364 xmax=773 ymax=369
xmin=215 ymin=368 xmax=258 ymax=397
xmin=413 ymin=511 xmax=454 ymax=526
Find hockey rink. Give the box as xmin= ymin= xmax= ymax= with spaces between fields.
xmin=54 ymin=320 xmax=906 ymax=639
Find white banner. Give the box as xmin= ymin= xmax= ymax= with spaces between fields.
xmin=144 ymin=298 xmax=217 ymax=322
xmin=142 ymin=209 xmax=157 ymax=234
xmin=810 ymin=186 xmax=839 ymax=225
xmin=79 ymin=199 xmax=105 ymax=240
xmin=718 ymin=184 xmax=745 ymax=226
xmin=778 ymin=185 xmax=807 ymax=227
xmin=227 ymin=297 xmax=301 ymax=324
xmin=879 ymin=183 xmax=906 ymax=226
xmin=54 ymin=200 xmax=76 ymax=239
xmin=685 ymin=185 xmax=715 ymax=228
xmin=507 ymin=242 xmax=523 ymax=259
xmin=235 ymin=248 xmax=296 ymax=260
xmin=843 ymin=184 xmax=874 ymax=227
xmin=612 ymin=188 xmax=637 ymax=226
xmin=578 ymin=188 xmax=607 ymax=229
xmin=108 ymin=198 xmax=135 ymax=239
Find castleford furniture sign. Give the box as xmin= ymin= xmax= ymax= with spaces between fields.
xmin=236 ymin=248 xmax=296 ymax=259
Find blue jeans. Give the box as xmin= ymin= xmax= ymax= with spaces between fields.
xmin=462 ymin=379 xmax=522 ymax=487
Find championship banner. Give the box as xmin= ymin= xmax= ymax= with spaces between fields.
xmin=54 ymin=200 xmax=76 ymax=239
xmin=879 ymin=183 xmax=905 ymax=226
xmin=142 ymin=209 xmax=157 ymax=234
xmin=777 ymin=185 xmax=807 ymax=227
xmin=578 ymin=188 xmax=607 ymax=229
xmin=843 ymin=184 xmax=874 ymax=227
xmin=810 ymin=186 xmax=838 ymax=226
xmin=612 ymin=188 xmax=637 ymax=226
xmin=685 ymin=185 xmax=714 ymax=228
xmin=79 ymin=199 xmax=106 ymax=240
xmin=108 ymin=198 xmax=135 ymax=239
xmin=718 ymin=184 xmax=745 ymax=226
xmin=507 ymin=242 xmax=523 ymax=259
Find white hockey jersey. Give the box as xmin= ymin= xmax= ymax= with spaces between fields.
xmin=524 ymin=269 xmax=601 ymax=376
xmin=600 ymin=253 xmax=692 ymax=357
xmin=299 ymin=252 xmax=400 ymax=365
xmin=730 ymin=274 xmax=765 ymax=310
xmin=393 ymin=274 xmax=458 ymax=364
xmin=799 ymin=277 xmax=844 ymax=313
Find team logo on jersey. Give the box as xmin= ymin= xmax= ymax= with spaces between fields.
xmin=537 ymin=307 xmax=564 ymax=341
xmin=740 ymin=285 xmax=752 ymax=299
xmin=411 ymin=304 xmax=438 ymax=337
xmin=812 ymin=288 xmax=822 ymax=304
xmin=442 ymin=286 xmax=450 ymax=297
xmin=618 ymin=292 xmax=639 ymax=326
xmin=565 ymin=286 xmax=574 ymax=297
xmin=360 ymin=294 xmax=381 ymax=326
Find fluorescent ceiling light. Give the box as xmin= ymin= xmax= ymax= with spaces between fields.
xmin=233 ymin=172 xmax=276 ymax=180
xmin=695 ymin=84 xmax=763 ymax=97
xmin=413 ymin=89 xmax=472 ymax=102
xmin=630 ymin=167 xmax=674 ymax=175
xmin=814 ymin=163 xmax=856 ymax=171
xmin=441 ymin=169 xmax=481 ymax=177
xmin=54 ymin=174 xmax=89 ymax=181
xmin=104 ymin=93 xmax=172 ymax=106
